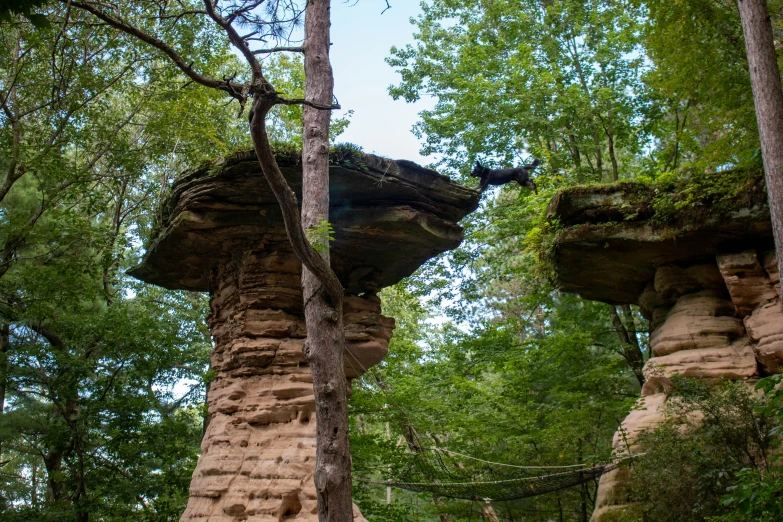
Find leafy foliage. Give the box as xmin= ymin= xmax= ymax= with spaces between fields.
xmin=349 ymin=0 xmax=783 ymax=519
xmin=330 ymin=143 xmax=370 ymax=172
xmin=264 ymin=54 xmax=353 ymax=148
xmin=617 ymin=378 xmax=782 ymax=521
xmin=0 ymin=3 xmax=311 ymax=519
xmin=351 ymin=274 xmax=641 ymax=519
xmin=305 ymin=219 xmax=336 ymax=255
xmin=0 ymin=0 xmax=51 ymax=28
xmin=387 ymin=0 xmax=646 ymax=181
xmin=3 ymin=0 xmax=782 ymax=520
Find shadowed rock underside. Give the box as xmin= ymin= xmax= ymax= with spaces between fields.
xmin=129 ymin=150 xmax=479 ymax=294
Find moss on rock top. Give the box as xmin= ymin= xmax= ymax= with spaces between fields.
xmin=540 ymin=168 xmax=772 ymax=304
xmin=131 ymin=146 xmax=480 ymax=293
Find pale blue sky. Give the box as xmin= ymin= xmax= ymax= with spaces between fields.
xmin=329 ymin=1 xmax=434 ymax=165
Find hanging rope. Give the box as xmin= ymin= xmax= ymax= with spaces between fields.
xmin=355 ymin=438 xmax=633 ymax=502
xmin=356 ymin=464 xmax=617 ymax=502
xmin=344 ymin=345 xmax=634 ymax=502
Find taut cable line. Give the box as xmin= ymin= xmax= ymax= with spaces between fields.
xmin=344 ymin=345 xmax=638 ymax=502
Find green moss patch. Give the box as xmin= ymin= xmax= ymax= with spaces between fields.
xmin=535 ymin=167 xmax=769 ymax=288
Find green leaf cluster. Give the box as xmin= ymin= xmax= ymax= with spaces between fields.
xmin=305 ymin=218 xmax=335 ymax=256
xmin=617 ymin=378 xmax=783 ymax=521
xmin=0 ymin=2 xmax=311 ymax=517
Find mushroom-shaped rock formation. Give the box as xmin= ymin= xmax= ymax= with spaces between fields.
xmin=129 ymin=149 xmax=479 ymax=522
xmin=545 ymin=180 xmax=782 ymax=521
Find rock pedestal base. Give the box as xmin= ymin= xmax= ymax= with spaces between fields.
xmin=127 ymin=150 xmax=480 ymax=521
xmin=180 ymin=245 xmax=392 ymax=521
xmin=592 ymin=248 xmax=782 ymax=521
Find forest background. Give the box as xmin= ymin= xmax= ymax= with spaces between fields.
xmin=1 ymin=0 xmax=782 ymax=521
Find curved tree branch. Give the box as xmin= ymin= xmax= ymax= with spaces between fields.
xmin=248 ymin=96 xmax=344 ymax=306
xmin=64 ymin=0 xmax=248 ymax=100
xmin=275 ymin=96 xmax=340 ymax=110
xmin=202 ymin=0 xmax=263 ymax=81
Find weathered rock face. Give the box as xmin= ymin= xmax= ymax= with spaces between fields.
xmin=546 ymin=183 xmax=782 ymax=521
xmin=547 ymin=183 xmax=772 ymax=304
xmin=130 ymin=150 xmax=477 ymax=295
xmin=181 ymin=246 xmax=393 ymax=521
xmin=129 ymin=150 xmax=479 ymax=521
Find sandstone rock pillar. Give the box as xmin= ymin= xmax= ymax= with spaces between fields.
xmin=545 ymin=183 xmax=783 ymax=521
xmin=180 ymin=246 xmax=392 ymax=520
xmin=592 ymin=251 xmax=781 ymax=520
xmin=128 ymin=149 xmax=480 ymax=522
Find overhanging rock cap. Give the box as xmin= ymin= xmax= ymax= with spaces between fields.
xmin=128 ymin=149 xmax=480 ymax=294
xmin=545 ymin=180 xmax=773 ymax=304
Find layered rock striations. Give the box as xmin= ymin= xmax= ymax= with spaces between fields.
xmin=545 ymin=181 xmax=782 ymax=521
xmin=129 ymin=149 xmax=479 ymax=521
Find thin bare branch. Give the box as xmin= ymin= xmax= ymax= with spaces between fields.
xmin=64 ymin=0 xmax=248 ymax=100
xmin=252 ymin=45 xmax=304 ymax=54
xmin=275 ymin=96 xmax=340 ymax=110
xmin=226 ymin=0 xmax=266 ymax=23
xmin=201 ymin=0 xmax=263 ymax=81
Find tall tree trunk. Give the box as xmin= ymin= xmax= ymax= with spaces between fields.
xmin=738 ymin=0 xmax=783 ymax=281
xmin=0 ymin=323 xmax=8 ymax=462
xmin=74 ymin=437 xmax=88 ymax=522
xmin=385 ymin=422 xmax=391 ymax=504
xmin=609 ymin=306 xmax=645 ymax=386
xmin=63 ymin=2 xmax=351 ymax=519
xmin=302 ymin=1 xmax=352 ymax=521
xmin=0 ymin=32 xmax=23 ymax=209
xmin=31 ymin=461 xmax=38 ymax=507
xmin=44 ymin=450 xmax=65 ymax=503
xmin=568 ymin=39 xmax=603 ymax=180
xmin=593 ymin=132 xmax=603 ymax=180
xmin=619 ymin=304 xmax=643 ymax=354
xmin=580 ymin=482 xmax=589 ymax=522
xmin=482 ymin=504 xmax=501 ymax=522
xmin=568 ymin=133 xmax=582 ymax=169
xmin=606 ymin=123 xmax=619 ymax=181
xmin=556 ymin=493 xmax=565 ymax=522
xmin=202 ymin=380 xmax=211 ymax=437
xmin=577 ymin=438 xmax=588 ymax=522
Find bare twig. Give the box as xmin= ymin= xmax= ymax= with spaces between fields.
xmin=252 ymin=45 xmax=304 ymax=54
xmin=64 ymin=0 xmax=249 ymax=100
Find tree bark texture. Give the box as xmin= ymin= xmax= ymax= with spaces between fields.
xmin=609 ymin=306 xmax=645 ymax=386
xmin=0 ymin=323 xmax=8 ymax=460
xmin=50 ymin=1 xmax=351 ymax=520
xmin=738 ymin=0 xmax=783 ymax=286
xmin=482 ymin=504 xmax=501 ymax=522
xmin=301 ymin=1 xmax=353 ymax=521
xmin=606 ymin=123 xmax=619 ymax=181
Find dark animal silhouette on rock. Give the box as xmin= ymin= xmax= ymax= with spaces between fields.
xmin=470 ymin=159 xmax=540 ymax=193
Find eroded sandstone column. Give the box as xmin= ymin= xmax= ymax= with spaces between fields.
xmin=181 ymin=245 xmax=392 ymax=521
xmin=545 ymin=182 xmax=783 ymax=521
xmin=592 ymin=249 xmax=783 ymax=521
xmin=127 ymin=150 xmax=480 ymax=520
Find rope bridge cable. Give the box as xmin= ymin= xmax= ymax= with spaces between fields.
xmin=354 ymin=446 xmax=638 ymax=502
xmin=356 ymin=464 xmax=617 ymax=502
xmin=343 ymin=345 xmax=638 ymax=502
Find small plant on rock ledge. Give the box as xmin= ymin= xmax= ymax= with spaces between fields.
xmin=330 ymin=143 xmax=369 ymax=172
xmin=306 ymin=219 xmax=335 ymax=256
